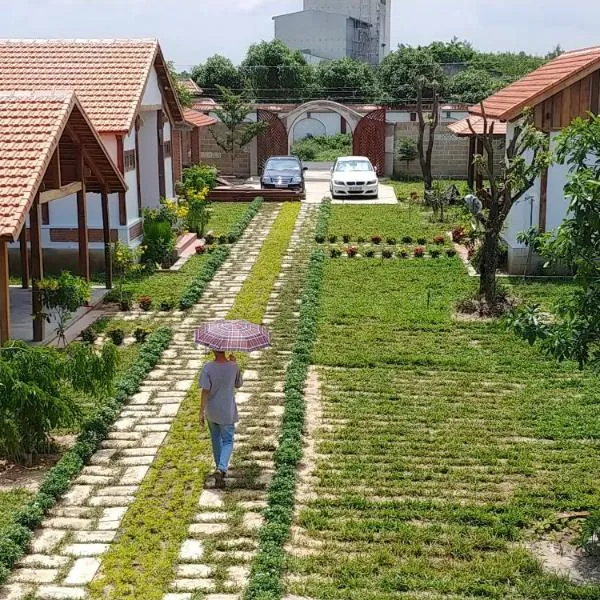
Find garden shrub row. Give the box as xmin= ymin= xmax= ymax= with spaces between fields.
xmin=314 ymin=197 xmax=332 ymax=243
xmin=244 ymin=250 xmax=325 ymax=600
xmin=0 ymin=327 xmax=173 ymax=584
xmin=178 ymin=197 xmax=264 ymax=310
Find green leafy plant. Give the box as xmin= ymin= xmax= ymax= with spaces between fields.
xmin=138 ymin=296 xmax=153 ymax=311
xmin=37 ymin=272 xmax=91 ymax=346
xmin=417 ymin=237 xmax=427 ymax=245
xmin=414 ymin=246 xmax=425 ymax=258
xmin=180 ymin=163 xmax=218 ymax=193
xmin=399 ymin=248 xmax=409 ymax=258
xmin=382 ymin=248 xmax=394 ymax=259
xmin=159 ymin=298 xmax=175 ymax=312
xmin=402 ymin=235 xmax=414 ymax=244
xmin=328 ymin=234 xmax=338 ymax=243
xmin=133 ymin=328 xmax=150 ymax=344
xmin=396 ymin=137 xmax=418 ymax=170
xmin=81 ymin=326 xmax=98 ymax=344
xmin=342 ymin=234 xmax=351 ymax=243
xmin=446 ymin=248 xmax=457 ymax=258
xmin=292 ymin=133 xmax=352 ymax=162
xmin=430 ymin=248 xmax=442 ymax=258
xmin=372 ymin=235 xmax=382 ymax=245
xmin=107 ymin=328 xmax=125 ymax=346
xmin=386 ymin=237 xmax=397 ymax=245
xmin=112 ymin=241 xmax=142 ymax=310
xmin=314 ymin=197 xmax=332 ymax=243
xmin=330 ymin=247 xmax=342 ymax=258
xmin=365 ymin=249 xmax=376 ymax=258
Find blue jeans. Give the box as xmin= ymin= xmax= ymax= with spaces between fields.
xmin=207 ymin=422 xmax=235 ymax=473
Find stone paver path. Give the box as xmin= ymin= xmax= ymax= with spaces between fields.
xmin=0 ymin=203 xmax=283 ymax=600
xmin=163 ymin=203 xmax=316 ymax=599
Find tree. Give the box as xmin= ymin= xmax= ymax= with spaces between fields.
xmin=449 ymin=68 xmax=505 ymax=104
xmin=167 ymin=61 xmax=192 ymax=108
xmin=395 ymin=137 xmax=418 ymax=170
xmin=467 ymin=106 xmax=551 ymax=306
xmin=509 ymin=115 xmax=600 ymax=367
xmin=378 ymin=46 xmax=446 ymax=103
xmin=209 ymin=86 xmax=267 ymax=176
xmin=191 ymin=55 xmax=244 ymax=99
xmin=469 ymin=51 xmax=545 ymax=81
xmin=427 ymin=38 xmax=475 ymax=64
xmin=241 ymin=40 xmax=313 ymax=102
xmin=416 ymin=79 xmax=440 ymax=192
xmin=315 ymin=57 xmax=380 ymax=103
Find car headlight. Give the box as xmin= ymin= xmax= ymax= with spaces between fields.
xmin=333 ymin=180 xmax=345 ymax=185
xmin=367 ymin=180 xmax=377 ymax=185
xmin=292 ymin=175 xmax=302 ymax=183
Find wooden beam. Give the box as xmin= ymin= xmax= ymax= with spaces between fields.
xmin=64 ymin=123 xmax=108 ymax=190
xmin=39 ymin=181 xmax=83 ymax=204
xmin=76 ymin=152 xmax=90 ymax=282
xmin=101 ymin=189 xmax=113 ymax=290
xmin=135 ymin=117 xmax=143 ymax=216
xmin=539 ymin=166 xmax=549 ymax=233
xmin=19 ymin=230 xmax=29 ymax=289
xmin=30 ymin=195 xmax=44 ymax=342
xmin=591 ymin=71 xmax=600 ymax=116
xmin=117 ymin=135 xmax=127 ymax=226
xmin=43 ymin=147 xmax=61 ymax=190
xmin=157 ymin=110 xmax=166 ymax=198
xmin=0 ymin=240 xmax=11 ymax=344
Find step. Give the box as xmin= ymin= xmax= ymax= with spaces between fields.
xmin=176 ymin=232 xmax=199 ymax=255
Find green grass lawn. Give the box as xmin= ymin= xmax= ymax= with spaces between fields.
xmin=389 ymin=179 xmax=469 ymax=201
xmin=285 ymin=211 xmax=600 ymax=599
xmin=327 ymin=204 xmax=463 ymax=245
xmin=506 ymin=277 xmax=577 ymax=312
xmin=205 ymin=202 xmax=251 ymax=238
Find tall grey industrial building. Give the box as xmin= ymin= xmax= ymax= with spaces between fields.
xmin=273 ymin=0 xmax=391 ymax=66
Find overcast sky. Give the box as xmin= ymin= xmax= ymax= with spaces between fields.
xmin=2 ymin=0 xmax=600 ymax=70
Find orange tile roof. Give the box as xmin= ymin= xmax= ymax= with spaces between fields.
xmin=0 ymin=90 xmax=126 ymax=241
xmin=183 ymin=109 xmax=217 ymax=128
xmin=180 ymin=78 xmax=203 ymax=95
xmin=472 ymin=46 xmax=600 ymax=121
xmin=448 ymin=116 xmax=507 ymax=137
xmin=0 ymin=39 xmax=183 ymax=133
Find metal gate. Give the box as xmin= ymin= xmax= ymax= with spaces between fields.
xmin=257 ymin=110 xmax=288 ymax=174
xmin=352 ymin=108 xmax=387 ymax=174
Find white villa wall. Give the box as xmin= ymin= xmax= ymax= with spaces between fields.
xmin=141 ymin=67 xmax=163 ymax=107
xmin=292 ymin=112 xmax=342 ymax=140
xmin=163 ymin=120 xmax=174 ymax=198
xmin=546 ymin=132 xmax=571 ymax=233
xmin=138 ymin=110 xmax=160 ymax=209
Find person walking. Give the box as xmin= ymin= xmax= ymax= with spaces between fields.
xmin=200 ymin=350 xmax=243 ymax=488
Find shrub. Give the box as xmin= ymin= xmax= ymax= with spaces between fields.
xmin=112 ymin=241 xmax=142 ymax=307
xmin=346 ymin=246 xmax=358 ymax=258
xmin=0 ymin=341 xmax=117 ymax=464
xmin=330 ymin=247 xmax=342 ymax=258
xmin=328 ymin=234 xmax=338 ymax=243
xmin=138 ymin=296 xmax=153 ymax=311
xmin=399 ymin=248 xmax=409 ymax=258
xmin=107 ymin=328 xmax=125 ymax=346
xmin=37 ymin=272 xmax=91 ymax=346
xmin=204 ymin=231 xmax=215 ymax=245
xmin=227 ymin=197 xmax=263 ymax=244
xmin=371 ymin=235 xmax=382 ymax=245
xmin=452 ymin=227 xmax=466 ymax=243
xmin=433 ymin=235 xmax=446 ymax=245
xmin=180 ymin=163 xmax=218 ymax=192
xmin=342 ymin=234 xmax=351 ymax=243
xmin=134 ymin=328 xmax=150 ymax=344
xmin=119 ymin=292 xmax=133 ymax=312
xmin=179 ymin=246 xmax=230 ymax=310
xmin=357 ymin=236 xmax=366 ymax=243
xmin=365 ymin=249 xmax=375 ymax=258
xmin=291 ymin=133 xmax=352 ymax=162
xmin=446 ymin=248 xmax=457 ymax=258
xmin=382 ymin=248 xmax=394 ymax=259
xmin=414 ymin=246 xmax=425 ymax=258
xmin=141 ymin=210 xmax=175 ymax=268
xmin=386 ymin=237 xmax=397 ymax=245
xmin=417 ymin=237 xmax=427 ymax=245
xmin=314 ymin=198 xmax=332 ymax=243
xmin=160 ymin=298 xmax=175 ymax=312
xmin=401 ymin=235 xmax=413 ymax=244
xmin=430 ymin=248 xmax=442 ymax=258
xmin=195 ymin=243 xmax=206 ymax=254
xmin=81 ymin=327 xmax=98 ymax=344
xmin=218 ymin=234 xmax=228 ymax=245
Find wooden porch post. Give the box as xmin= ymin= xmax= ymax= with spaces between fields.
xmin=30 ymin=195 xmax=45 ymax=342
xmin=467 ymin=136 xmax=476 ymax=189
xmin=101 ymin=189 xmax=113 ymax=290
xmin=76 ymin=153 xmax=90 ymax=282
xmin=19 ymin=229 xmax=29 ymax=289
xmin=0 ymin=240 xmax=11 ymax=344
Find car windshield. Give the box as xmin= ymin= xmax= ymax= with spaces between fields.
xmin=335 ymin=160 xmax=373 ymax=172
xmin=265 ymin=158 xmax=300 ymax=171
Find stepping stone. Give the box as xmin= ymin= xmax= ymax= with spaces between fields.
xmin=205 ymin=595 xmax=240 ymax=600
xmin=189 ymin=523 xmax=228 ymax=535
xmin=10 ymin=568 xmax=59 ymax=583
xmin=17 ymin=555 xmax=69 ymax=569
xmin=193 ymin=512 xmax=227 ymax=522
xmin=45 ymin=518 xmax=93 ymax=531
xmin=243 ymin=513 xmax=264 ymax=531
xmin=89 ymin=449 xmax=117 ymax=465
xmin=198 ymin=490 xmax=223 ymax=508
xmin=98 ymin=506 xmax=128 ymax=530
xmin=163 ymin=595 xmax=192 ymax=600
xmin=142 ymin=432 xmax=168 ymax=446
xmin=88 ymin=495 xmax=135 ymax=507
xmin=30 ymin=529 xmax=67 ymax=553
xmin=120 ymin=448 xmax=159 ymax=457
xmin=72 ymin=530 xmax=116 ymax=543
xmin=118 ymin=456 xmax=154 ymax=466
xmin=171 ymin=579 xmax=213 ymax=592
xmin=81 ymin=466 xmax=115 ymax=476
xmin=48 ymin=507 xmax=93 ymax=519
xmin=36 ymin=587 xmax=86 ymax=599
xmin=0 ymin=584 xmax=33 ymax=600
xmin=176 ymin=564 xmax=212 ymax=578
xmin=226 ymin=566 xmax=250 ymax=587
xmin=96 ymin=486 xmax=137 ymax=496
xmin=62 ymin=486 xmax=93 ymax=505
xmin=63 ymin=558 xmax=100 ymax=585
xmin=179 ymin=540 xmax=204 ymax=561
xmin=120 ymin=465 xmax=150 ymax=485
xmin=63 ymin=543 xmax=109 ymax=557
xmin=158 ymin=404 xmax=180 ymax=418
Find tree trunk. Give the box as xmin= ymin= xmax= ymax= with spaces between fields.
xmin=479 ymin=228 xmax=500 ymax=305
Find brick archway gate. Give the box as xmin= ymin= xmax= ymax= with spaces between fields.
xmin=257 ymin=110 xmax=288 ymax=174
xmin=353 ymin=108 xmax=387 ymax=174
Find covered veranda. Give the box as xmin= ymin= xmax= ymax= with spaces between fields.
xmin=0 ymin=90 xmax=127 ymax=344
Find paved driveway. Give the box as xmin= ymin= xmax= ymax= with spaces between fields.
xmin=303 ymin=162 xmax=397 ymax=205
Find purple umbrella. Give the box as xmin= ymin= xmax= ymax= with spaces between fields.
xmin=194 ymin=320 xmax=272 ymax=352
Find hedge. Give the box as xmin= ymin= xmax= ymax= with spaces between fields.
xmin=178 ymin=197 xmax=264 ymax=310
xmin=314 ymin=197 xmax=332 ymax=243
xmin=244 ymin=250 xmax=325 ymax=600
xmin=0 ymin=327 xmax=173 ymax=584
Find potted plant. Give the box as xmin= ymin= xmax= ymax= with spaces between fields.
xmin=342 ymin=234 xmax=351 ymax=243
xmin=430 ymin=248 xmax=442 ymax=258
xmin=386 ymin=237 xmax=397 ymax=245
xmin=365 ymin=249 xmax=375 ymax=258
xmin=346 ymin=245 xmax=358 ymax=258
xmin=414 ymin=246 xmax=425 ymax=258
xmin=134 ymin=327 xmax=150 ymax=344
xmin=330 ymin=247 xmax=342 ymax=258
xmin=107 ymin=328 xmax=125 ymax=346
xmin=417 ymin=237 xmax=427 ymax=246
xmin=328 ymin=234 xmax=338 ymax=243
xmin=382 ymin=248 xmax=394 ymax=259
xmin=446 ymin=248 xmax=457 ymax=258
xmin=399 ymin=248 xmax=409 ymax=258
xmin=195 ymin=243 xmax=206 ymax=254
xmin=204 ymin=230 xmax=215 ymax=245
xmin=402 ymin=235 xmax=413 ymax=244
xmin=138 ymin=296 xmax=153 ymax=311
xmin=371 ymin=235 xmax=382 ymax=245
xmin=433 ymin=235 xmax=445 ymax=245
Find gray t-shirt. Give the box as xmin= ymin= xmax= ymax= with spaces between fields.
xmin=199 ymin=361 xmax=243 ymax=425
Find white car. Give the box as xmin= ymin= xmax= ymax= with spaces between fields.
xmin=330 ymin=156 xmax=379 ymax=200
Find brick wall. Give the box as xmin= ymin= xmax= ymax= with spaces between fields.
xmin=198 ymin=123 xmax=251 ymax=178
xmin=393 ymin=122 xmax=505 ymax=180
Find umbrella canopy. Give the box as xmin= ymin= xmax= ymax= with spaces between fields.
xmin=194 ymin=320 xmax=272 ymax=352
